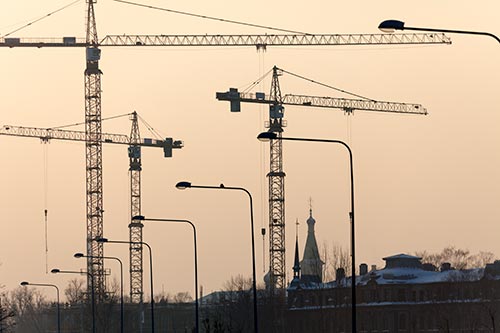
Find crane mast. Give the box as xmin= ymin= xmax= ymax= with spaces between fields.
xmin=216 ymin=66 xmax=428 ymax=290
xmin=0 ymin=118 xmax=182 ymax=305
xmin=129 ymin=112 xmax=144 ymax=304
xmin=84 ymin=0 xmax=105 ymax=300
xmin=268 ymin=67 xmax=286 ymax=289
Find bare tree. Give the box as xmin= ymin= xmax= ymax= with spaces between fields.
xmin=97 ymin=278 xmax=121 ymax=333
xmin=201 ymin=275 xmax=254 ymax=332
xmin=63 ymin=277 xmax=121 ymax=332
xmin=320 ymin=241 xmax=351 ymax=282
xmin=153 ymin=290 xmax=171 ymax=304
xmin=222 ymin=274 xmax=253 ymax=292
xmin=64 ymin=278 xmax=85 ymax=304
xmin=468 ymin=251 xmax=495 ymax=268
xmin=0 ymin=263 xmax=14 ymax=332
xmin=5 ymin=286 xmax=49 ymax=332
xmin=0 ymin=293 xmax=15 ymax=332
xmin=7 ymin=287 xmax=46 ymax=318
xmin=172 ymin=292 xmax=193 ymax=304
xmin=415 ymin=246 xmax=494 ymax=270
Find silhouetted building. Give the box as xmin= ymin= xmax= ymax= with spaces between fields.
xmin=285 ymin=210 xmax=500 ymax=332
xmin=287 ymin=251 xmax=500 ymax=332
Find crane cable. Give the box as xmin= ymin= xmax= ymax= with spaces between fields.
xmin=43 ymin=144 xmax=50 ymax=274
xmin=50 ymin=111 xmax=165 ymax=141
xmin=258 ymin=50 xmax=267 ymax=274
xmin=137 ymin=114 xmax=164 ymax=141
xmin=240 ymin=68 xmax=273 ymax=94
xmin=278 ymin=67 xmax=377 ymax=102
xmin=112 ymin=0 xmax=310 ymax=35
xmin=2 ymin=0 xmax=82 ymax=38
xmin=51 ymin=112 xmax=133 ymax=130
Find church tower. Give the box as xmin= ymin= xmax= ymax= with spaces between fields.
xmin=300 ymin=208 xmax=324 ymax=284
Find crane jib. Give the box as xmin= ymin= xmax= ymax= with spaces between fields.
xmin=216 ymin=89 xmax=427 ymax=115
xmin=0 ymin=33 xmax=451 ymax=48
xmin=0 ymin=125 xmax=183 ymax=154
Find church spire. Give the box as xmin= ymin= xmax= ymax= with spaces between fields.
xmin=290 ymin=218 xmax=301 ymax=288
xmin=293 ymin=219 xmax=301 ymax=279
xmin=300 ymin=205 xmax=324 ymax=284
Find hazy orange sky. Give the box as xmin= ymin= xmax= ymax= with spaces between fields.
xmin=1 ymin=1 xmax=500 ymax=301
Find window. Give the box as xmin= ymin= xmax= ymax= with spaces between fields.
xmin=398 ymin=313 xmax=407 ymax=330
xmin=384 ymin=289 xmax=390 ymax=302
xmin=397 ymin=289 xmax=406 ymax=302
xmin=419 ymin=315 xmax=425 ymax=330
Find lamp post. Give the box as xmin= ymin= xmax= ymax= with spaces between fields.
xmin=96 ymin=237 xmax=155 ymax=333
xmin=51 ymin=268 xmax=95 ymax=333
xmin=378 ymin=19 xmax=500 ymax=43
xmin=74 ymin=252 xmax=124 ymax=333
xmin=134 ymin=215 xmax=199 ymax=333
xmin=175 ymin=181 xmax=259 ymax=333
xmin=257 ymin=131 xmax=357 ymax=333
xmin=20 ymin=281 xmax=60 ymax=333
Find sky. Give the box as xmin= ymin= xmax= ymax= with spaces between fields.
xmin=1 ymin=0 xmax=500 ymax=301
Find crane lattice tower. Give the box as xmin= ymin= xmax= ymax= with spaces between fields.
xmin=1 ymin=4 xmax=450 ymax=297
xmin=217 ymin=65 xmax=431 ymax=290
xmin=84 ymin=0 xmax=105 ymax=299
xmin=0 ymin=112 xmax=183 ymax=304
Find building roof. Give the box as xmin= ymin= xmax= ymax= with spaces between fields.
xmin=289 ymin=252 xmax=496 ymax=291
xmin=357 ymin=266 xmax=484 ymax=286
xmin=382 ymin=254 xmax=422 ymax=261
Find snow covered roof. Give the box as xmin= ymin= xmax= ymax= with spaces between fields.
xmin=357 ymin=266 xmax=484 ymax=285
xmin=382 ymin=254 xmax=422 ymax=261
xmin=287 ymin=252 xmax=500 ymax=292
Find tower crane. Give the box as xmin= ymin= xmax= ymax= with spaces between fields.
xmin=216 ymin=66 xmax=427 ymax=290
xmin=0 ymin=112 xmax=183 ymax=303
xmin=1 ymin=0 xmax=450 ymax=300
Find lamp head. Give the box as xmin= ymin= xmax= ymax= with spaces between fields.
xmin=51 ymin=269 xmax=60 ymax=274
xmin=95 ymin=237 xmax=108 ymax=243
xmin=378 ymin=20 xmax=405 ymax=33
xmin=74 ymin=253 xmax=85 ymax=258
xmin=176 ymin=181 xmax=192 ymax=190
xmin=257 ymin=132 xmax=277 ymax=142
xmin=20 ymin=281 xmax=29 ymax=286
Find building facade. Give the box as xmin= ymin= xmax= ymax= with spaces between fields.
xmin=287 ymin=212 xmax=500 ymax=332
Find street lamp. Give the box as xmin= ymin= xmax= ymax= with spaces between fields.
xmin=96 ymin=237 xmax=155 ymax=333
xmin=51 ymin=268 xmax=95 ymax=333
xmin=74 ymin=252 xmax=124 ymax=333
xmin=175 ymin=181 xmax=259 ymax=333
xmin=378 ymin=19 xmax=500 ymax=43
xmin=20 ymin=281 xmax=60 ymax=333
xmin=134 ymin=215 xmax=199 ymax=333
xmin=257 ymin=131 xmax=357 ymax=333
